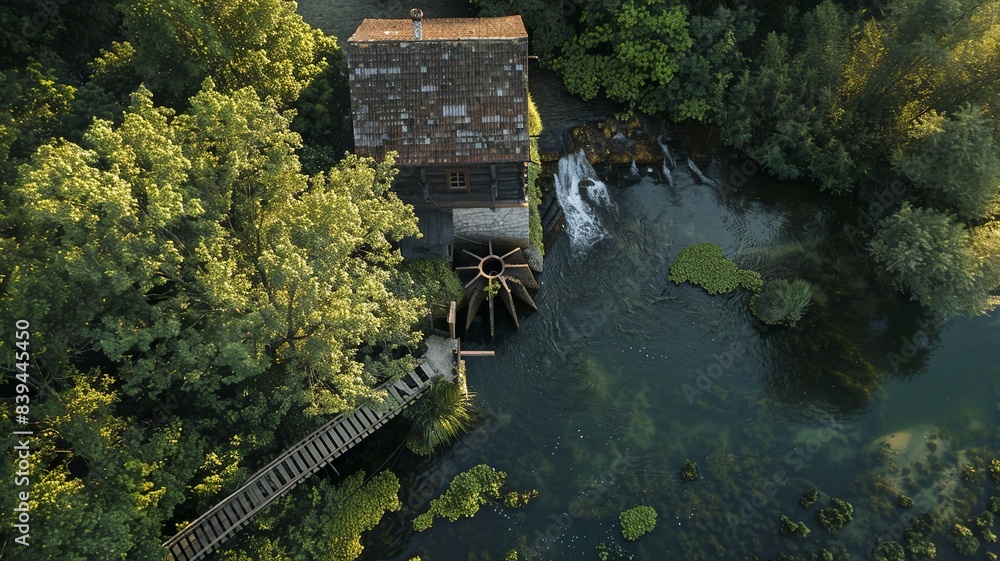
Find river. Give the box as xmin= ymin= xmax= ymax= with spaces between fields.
xmin=296 ymin=3 xmax=1000 ymax=560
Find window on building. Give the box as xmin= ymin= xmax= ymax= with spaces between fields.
xmin=447 ymin=169 xmax=469 ymax=193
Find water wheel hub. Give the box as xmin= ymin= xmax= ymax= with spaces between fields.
xmin=455 ymin=241 xmax=539 ymax=336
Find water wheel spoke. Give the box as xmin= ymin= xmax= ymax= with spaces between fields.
xmin=499 ymin=247 xmax=522 ymax=260
xmin=462 ymin=249 xmax=484 ymax=260
xmin=506 ymin=277 xmax=538 ymax=310
xmin=498 ymin=278 xmax=520 ymax=328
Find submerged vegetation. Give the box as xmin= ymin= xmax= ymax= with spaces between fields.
xmin=778 ymin=515 xmax=810 ymax=537
xmin=817 ymin=498 xmax=854 ymax=534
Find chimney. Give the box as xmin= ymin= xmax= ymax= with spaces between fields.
xmin=410 ymin=8 xmax=423 ymax=40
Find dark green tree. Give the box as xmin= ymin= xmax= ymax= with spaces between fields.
xmin=869 ymin=203 xmax=993 ymax=316
xmin=553 ymin=0 xmax=693 ymax=114
xmin=895 ymin=104 xmax=1000 ymax=222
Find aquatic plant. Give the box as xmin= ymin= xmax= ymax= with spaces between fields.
xmin=680 ymin=459 xmax=700 ymax=481
xmin=404 ymin=377 xmax=475 ymax=456
xmin=412 ymin=464 xmax=506 ymax=531
xmin=814 ymin=549 xmax=834 ymax=561
xmin=411 ymin=464 xmax=536 ymax=532
xmin=619 ymin=505 xmax=657 ymax=541
xmin=668 ymin=243 xmax=762 ymax=295
xmin=873 ymin=538 xmax=905 ymax=561
xmin=778 ymin=515 xmax=810 ymax=537
xmin=504 ymin=549 xmax=519 ymax=561
xmin=975 ymin=511 xmax=996 ymax=541
xmin=750 ymin=279 xmax=813 ymax=326
xmin=948 ymin=523 xmax=980 ymax=555
xmin=817 ymin=498 xmax=853 ymax=533
xmin=502 ymin=489 xmax=539 ymax=509
xmin=800 ymin=487 xmax=820 ymax=509
xmin=962 ymin=464 xmax=982 ymax=482
xmin=898 ymin=494 xmax=914 ymax=508
xmin=596 ymin=542 xmax=634 ymax=561
xmin=988 ymin=496 xmax=1000 ymax=514
xmin=990 ymin=459 xmax=1000 ymax=484
xmin=904 ymin=513 xmax=937 ymax=560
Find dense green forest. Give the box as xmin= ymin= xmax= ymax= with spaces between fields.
xmin=1 ymin=0 xmax=998 ymax=559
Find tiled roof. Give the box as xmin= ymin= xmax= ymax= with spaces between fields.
xmin=349 ymin=16 xmax=527 ymax=42
xmin=346 ymin=17 xmax=529 ymax=165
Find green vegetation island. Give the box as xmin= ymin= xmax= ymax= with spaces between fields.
xmin=1 ymin=0 xmax=999 ymax=560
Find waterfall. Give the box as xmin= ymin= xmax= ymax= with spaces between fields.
xmin=554 ymin=149 xmax=613 ymax=252
xmin=657 ymin=135 xmax=676 ymax=169
xmin=661 ymin=162 xmax=674 ymax=188
xmin=686 ymin=158 xmax=717 ymax=187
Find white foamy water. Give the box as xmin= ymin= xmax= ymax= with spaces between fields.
xmin=554 ymin=149 xmax=614 ymax=252
xmin=658 ymin=135 xmax=676 ymax=170
xmin=662 ymin=162 xmax=674 ymax=187
xmin=687 ymin=158 xmax=718 ymax=187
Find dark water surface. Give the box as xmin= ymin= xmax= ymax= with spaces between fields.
xmin=295 ymin=4 xmax=1000 ymax=560
xmin=387 ymin=165 xmax=1000 ymax=561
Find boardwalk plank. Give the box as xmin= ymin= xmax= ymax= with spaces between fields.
xmin=163 ymin=341 xmax=451 ymax=561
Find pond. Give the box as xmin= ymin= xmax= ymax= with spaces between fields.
xmin=386 ymin=149 xmax=1000 ymax=561
xmin=294 ymin=4 xmax=1000 ymax=560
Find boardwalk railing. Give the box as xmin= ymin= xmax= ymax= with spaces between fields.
xmin=163 ymin=361 xmax=441 ymax=561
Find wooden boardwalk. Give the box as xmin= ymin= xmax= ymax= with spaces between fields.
xmin=163 ymin=360 xmax=444 ymax=561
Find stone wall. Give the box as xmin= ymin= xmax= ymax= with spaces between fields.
xmin=452 ymin=207 xmax=529 ymax=244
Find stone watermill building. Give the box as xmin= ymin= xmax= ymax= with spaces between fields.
xmin=346 ymin=10 xmax=532 ymax=258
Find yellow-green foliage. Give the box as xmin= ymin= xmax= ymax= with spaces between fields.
xmin=527 ymin=93 xmax=544 ymax=253
xmin=619 ymin=505 xmax=657 ymax=541
xmin=311 ymin=471 xmax=401 ymax=561
xmin=412 ymin=464 xmax=534 ymax=531
xmin=669 ymin=243 xmax=762 ymax=294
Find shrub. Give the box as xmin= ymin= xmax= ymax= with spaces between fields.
xmin=404 ymin=377 xmax=475 ymax=455
xmin=750 ymin=279 xmax=813 ymax=326
xmin=397 ymin=258 xmax=465 ymax=318
xmin=619 ymin=505 xmax=657 ymax=541
xmin=669 ymin=243 xmax=761 ymax=294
